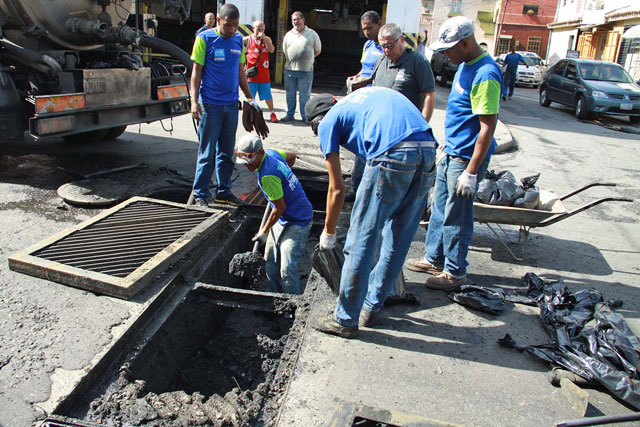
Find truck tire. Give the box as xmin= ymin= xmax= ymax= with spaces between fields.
xmin=104 ymin=126 xmax=127 ymax=140
xmin=62 ymin=129 xmax=109 ymax=144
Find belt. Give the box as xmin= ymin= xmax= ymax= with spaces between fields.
xmin=392 ymin=140 xmax=436 ymax=149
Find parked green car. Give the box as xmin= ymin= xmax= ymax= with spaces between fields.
xmin=539 ymin=58 xmax=640 ymax=123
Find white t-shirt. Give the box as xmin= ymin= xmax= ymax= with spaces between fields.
xmin=283 ymin=27 xmax=321 ymax=72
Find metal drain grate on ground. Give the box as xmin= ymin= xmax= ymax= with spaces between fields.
xmin=9 ymin=197 xmax=229 ymax=299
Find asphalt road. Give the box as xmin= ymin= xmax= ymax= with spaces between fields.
xmin=1 ymin=85 xmax=639 ymax=426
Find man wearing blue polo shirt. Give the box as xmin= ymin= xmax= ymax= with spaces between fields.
xmin=346 ymin=11 xmax=384 ymax=90
xmin=405 ymin=16 xmax=502 ymax=291
xmin=190 ymin=4 xmax=256 ymax=207
xmin=235 ymin=134 xmax=313 ymax=295
xmin=306 ymin=87 xmax=437 ymax=339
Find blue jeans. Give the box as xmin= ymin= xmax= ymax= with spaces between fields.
xmin=503 ymin=71 xmax=516 ymax=97
xmin=284 ymin=69 xmax=313 ymax=120
xmin=424 ymin=155 xmax=490 ymax=278
xmin=351 ymin=155 xmax=366 ymax=193
xmin=334 ymin=145 xmax=436 ymax=326
xmin=193 ymin=102 xmax=238 ymax=200
xmin=264 ymin=221 xmax=311 ymax=295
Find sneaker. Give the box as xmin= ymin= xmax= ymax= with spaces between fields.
xmin=280 ymin=116 xmax=294 ymax=122
xmin=502 ymin=95 xmax=507 ymax=101
xmin=404 ymin=258 xmax=443 ymax=275
xmin=359 ymin=310 xmax=382 ymax=328
xmin=508 ymin=96 xmax=512 ymax=100
xmin=270 ymin=112 xmax=278 ymax=123
xmin=214 ymin=193 xmax=244 ymax=206
xmin=195 ymin=198 xmax=209 ymax=207
xmin=425 ymin=273 xmax=467 ymax=291
xmin=313 ymin=313 xmax=358 ymax=339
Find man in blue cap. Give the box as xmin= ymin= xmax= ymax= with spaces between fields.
xmin=405 ymin=16 xmax=502 ymax=291
xmin=306 ymin=87 xmax=437 ymax=339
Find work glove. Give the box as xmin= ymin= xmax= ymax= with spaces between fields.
xmin=456 ymin=171 xmax=477 ymax=199
xmin=249 ymin=99 xmax=261 ymax=112
xmin=319 ymin=231 xmax=337 ymax=250
xmin=252 ymin=231 xmax=267 ymax=246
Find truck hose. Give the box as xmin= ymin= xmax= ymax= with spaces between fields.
xmin=0 ymin=39 xmax=61 ymax=77
xmin=138 ymin=34 xmax=192 ymax=76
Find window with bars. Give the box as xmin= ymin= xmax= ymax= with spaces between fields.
xmin=527 ymin=37 xmax=541 ymax=54
xmin=497 ymin=38 xmax=511 ymax=55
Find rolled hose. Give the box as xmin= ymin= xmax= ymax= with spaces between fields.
xmin=138 ymin=34 xmax=192 ymax=76
xmin=0 ymin=39 xmax=61 ymax=77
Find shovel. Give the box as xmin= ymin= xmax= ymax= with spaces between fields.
xmin=228 ymin=202 xmax=272 ymax=284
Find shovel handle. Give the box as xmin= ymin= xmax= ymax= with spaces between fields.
xmin=253 ymin=202 xmax=272 ymax=252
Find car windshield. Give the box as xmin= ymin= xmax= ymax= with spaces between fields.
xmin=528 ymin=57 xmax=542 ymax=66
xmin=579 ymin=63 xmax=633 ymax=83
xmin=521 ymin=56 xmax=535 ymax=66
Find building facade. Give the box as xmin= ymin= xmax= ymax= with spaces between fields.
xmin=494 ymin=0 xmax=558 ymax=57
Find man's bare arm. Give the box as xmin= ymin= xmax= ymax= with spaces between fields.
xmin=324 ymin=153 xmax=345 ymax=234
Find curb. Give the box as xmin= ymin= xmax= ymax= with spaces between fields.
xmin=494 ymin=120 xmax=515 ymax=153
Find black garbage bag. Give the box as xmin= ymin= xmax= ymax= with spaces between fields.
xmin=520 ymin=173 xmax=540 ymax=190
xmin=311 ymin=244 xmax=343 ymax=296
xmin=512 ymin=186 xmax=540 ymax=209
xmin=448 ymin=285 xmax=505 ymax=315
xmin=475 ymin=170 xmax=524 ymax=206
xmin=499 ymin=273 xmax=640 ymax=409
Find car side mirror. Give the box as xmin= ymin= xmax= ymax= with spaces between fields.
xmin=567 ymin=74 xmax=576 ymax=80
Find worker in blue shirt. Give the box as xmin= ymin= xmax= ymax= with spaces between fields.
xmin=502 ymin=46 xmax=525 ymax=100
xmin=346 ymin=11 xmax=384 ymax=90
xmin=235 ymin=134 xmax=313 ymax=294
xmin=305 ymin=87 xmax=437 ymax=339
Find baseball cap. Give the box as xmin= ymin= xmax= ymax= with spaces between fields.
xmin=235 ymin=134 xmax=263 ymax=164
xmin=305 ymin=94 xmax=337 ymax=120
xmin=429 ymin=16 xmax=474 ymax=52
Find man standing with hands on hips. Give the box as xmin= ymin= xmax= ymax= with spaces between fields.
xmin=405 ymin=16 xmax=502 ymax=291
xmin=190 ymin=4 xmax=258 ymax=207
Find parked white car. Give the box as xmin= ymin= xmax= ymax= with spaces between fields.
xmin=495 ymin=53 xmax=543 ymax=88
xmin=520 ymin=51 xmax=548 ymax=72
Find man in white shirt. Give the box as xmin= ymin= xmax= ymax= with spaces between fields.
xmin=281 ymin=11 xmax=321 ymax=122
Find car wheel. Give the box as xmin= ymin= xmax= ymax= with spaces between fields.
xmin=539 ymin=88 xmax=551 ymax=107
xmin=575 ymin=96 xmax=589 ymax=120
xmin=438 ymin=72 xmax=449 ymax=87
xmin=630 ymin=115 xmax=640 ymax=125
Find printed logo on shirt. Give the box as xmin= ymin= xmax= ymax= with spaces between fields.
xmin=454 ymin=81 xmax=465 ymax=95
xmin=262 ymin=60 xmax=269 ymax=68
xmin=230 ymin=49 xmax=242 ymax=55
xmin=214 ymin=49 xmax=225 ymax=61
xmin=395 ymin=69 xmax=406 ymax=81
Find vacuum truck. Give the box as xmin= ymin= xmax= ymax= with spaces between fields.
xmin=0 ymin=0 xmax=192 ymax=142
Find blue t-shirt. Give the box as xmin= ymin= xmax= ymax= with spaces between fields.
xmin=444 ymin=53 xmax=503 ymax=160
xmin=257 ymin=150 xmax=313 ymax=227
xmin=504 ymin=52 xmax=524 ymax=74
xmin=318 ymin=87 xmax=435 ymax=161
xmin=360 ymin=40 xmax=384 ymax=78
xmin=191 ymin=29 xmax=245 ymax=105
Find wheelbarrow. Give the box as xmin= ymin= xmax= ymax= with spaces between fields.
xmin=473 ymin=183 xmax=633 ymax=261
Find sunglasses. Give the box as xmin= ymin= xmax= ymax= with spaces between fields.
xmin=381 ymin=37 xmax=401 ymax=50
xmin=236 ymin=150 xmax=257 ymax=161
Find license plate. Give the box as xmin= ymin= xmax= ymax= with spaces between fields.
xmin=621 ymin=103 xmax=633 ymax=110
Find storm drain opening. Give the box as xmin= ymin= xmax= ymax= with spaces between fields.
xmin=66 ymin=285 xmax=301 ymax=426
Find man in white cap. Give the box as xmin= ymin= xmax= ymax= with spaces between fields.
xmin=235 ymin=134 xmax=313 ymax=294
xmin=405 ymin=16 xmax=502 ymax=290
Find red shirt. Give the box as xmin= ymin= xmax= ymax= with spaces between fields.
xmin=246 ymin=35 xmax=270 ymax=83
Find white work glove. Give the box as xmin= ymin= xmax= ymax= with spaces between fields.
xmin=249 ymin=99 xmax=261 ymax=112
xmin=319 ymin=231 xmax=337 ymax=250
xmin=252 ymin=231 xmax=267 ymax=245
xmin=456 ymin=171 xmax=477 ymax=199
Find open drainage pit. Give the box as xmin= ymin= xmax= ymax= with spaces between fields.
xmin=62 ymin=206 xmax=321 ymax=426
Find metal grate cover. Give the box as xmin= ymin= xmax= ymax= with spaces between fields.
xmin=9 ymin=197 xmax=229 ymax=299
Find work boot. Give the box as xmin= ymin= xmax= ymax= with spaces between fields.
xmin=404 ymin=258 xmax=443 ymax=275
xmin=280 ymin=115 xmax=294 ymax=122
xmin=195 ymin=198 xmax=209 ymax=207
xmin=270 ymin=112 xmax=278 ymax=123
xmin=425 ymin=273 xmax=467 ymax=291
xmin=313 ymin=313 xmax=358 ymax=339
xmin=214 ymin=193 xmax=244 ymax=206
xmin=359 ymin=310 xmax=382 ymax=328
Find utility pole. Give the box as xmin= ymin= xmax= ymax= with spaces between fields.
xmin=494 ymin=0 xmax=509 ymax=56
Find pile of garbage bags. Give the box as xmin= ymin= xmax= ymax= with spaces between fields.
xmin=476 ymin=171 xmax=541 ymax=209
xmin=491 ymin=273 xmax=640 ymax=410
